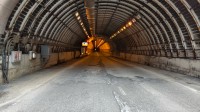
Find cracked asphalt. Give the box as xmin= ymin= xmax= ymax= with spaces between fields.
xmin=0 ymin=52 xmax=200 ymax=112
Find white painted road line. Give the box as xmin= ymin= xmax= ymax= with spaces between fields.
xmin=175 ymin=82 xmax=199 ymax=93
xmin=118 ymin=87 xmax=127 ymax=96
xmin=113 ymin=92 xmax=131 ymax=112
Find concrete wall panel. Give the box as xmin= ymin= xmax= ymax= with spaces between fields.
xmin=8 ymin=53 xmax=42 ymax=81
xmin=44 ymin=53 xmax=59 ymax=68
xmin=0 ymin=51 xmax=80 ymax=83
xmin=75 ymin=51 xmax=80 ymax=58
xmin=114 ymin=53 xmax=200 ymax=78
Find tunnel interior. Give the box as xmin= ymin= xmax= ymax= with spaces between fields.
xmin=1 ymin=1 xmax=200 ymax=111
xmin=0 ymin=0 xmax=200 ymax=82
xmin=0 ymin=0 xmax=199 ymax=57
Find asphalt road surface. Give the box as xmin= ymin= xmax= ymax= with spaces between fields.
xmin=0 ymin=52 xmax=200 ymax=112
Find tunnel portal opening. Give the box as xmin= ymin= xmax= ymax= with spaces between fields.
xmin=83 ymin=37 xmax=114 ymax=55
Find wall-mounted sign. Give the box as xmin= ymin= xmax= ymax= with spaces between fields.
xmin=82 ymin=42 xmax=88 ymax=46
xmin=29 ymin=51 xmax=37 ymax=60
xmin=11 ymin=51 xmax=22 ymax=63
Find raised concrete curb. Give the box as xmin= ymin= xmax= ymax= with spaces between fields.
xmin=113 ymin=52 xmax=200 ymax=78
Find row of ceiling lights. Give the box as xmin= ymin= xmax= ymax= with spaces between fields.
xmin=75 ymin=12 xmax=90 ymax=38
xmin=110 ymin=18 xmax=137 ymax=39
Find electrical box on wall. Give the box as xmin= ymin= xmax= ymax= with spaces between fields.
xmin=29 ymin=51 xmax=37 ymax=60
xmin=11 ymin=51 xmax=22 ymax=63
xmin=41 ymin=45 xmax=51 ymax=58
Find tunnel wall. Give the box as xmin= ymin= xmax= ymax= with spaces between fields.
xmin=113 ymin=52 xmax=200 ymax=78
xmin=0 ymin=51 xmax=80 ymax=83
xmin=0 ymin=0 xmax=19 ymax=34
xmin=100 ymin=49 xmax=111 ymax=56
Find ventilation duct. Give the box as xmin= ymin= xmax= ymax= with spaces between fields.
xmin=84 ymin=0 xmax=95 ymax=37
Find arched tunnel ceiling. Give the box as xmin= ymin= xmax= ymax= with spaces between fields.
xmin=0 ymin=0 xmax=200 ymax=58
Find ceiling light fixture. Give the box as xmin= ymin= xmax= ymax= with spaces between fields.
xmin=75 ymin=12 xmax=79 ymax=17
xmin=77 ymin=16 xmax=80 ymax=20
xmin=128 ymin=21 xmax=133 ymax=26
xmin=75 ymin=12 xmax=90 ymax=38
xmin=110 ymin=18 xmax=137 ymax=39
xmin=123 ymin=26 xmax=126 ymax=30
